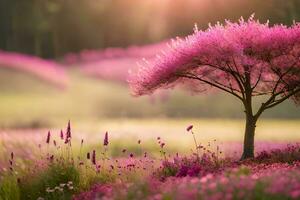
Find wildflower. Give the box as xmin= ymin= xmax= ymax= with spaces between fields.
xmin=290 ymin=190 xmax=300 ymax=198
xmin=66 ymin=120 xmax=71 ymax=139
xmin=186 ymin=125 xmax=193 ymax=132
xmin=60 ymin=130 xmax=64 ymax=140
xmin=130 ymin=153 xmax=134 ymax=158
xmin=46 ymin=131 xmax=51 ymax=144
xmin=160 ymin=143 xmax=165 ymax=148
xmin=103 ymin=132 xmax=109 ymax=146
xmin=64 ymin=137 xmax=69 ymax=144
xmin=96 ymin=165 xmax=101 ymax=173
xmin=46 ymin=187 xmax=54 ymax=193
xmin=10 ymin=152 xmax=14 ymax=160
xmin=87 ymin=152 xmax=90 ymax=159
xmin=92 ymin=150 xmax=96 ymax=165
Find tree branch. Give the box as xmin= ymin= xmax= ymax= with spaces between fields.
xmin=264 ymin=87 xmax=300 ymax=110
xmin=178 ymin=73 xmax=244 ymax=101
xmin=192 ymin=60 xmax=246 ymax=99
xmin=271 ymin=65 xmax=295 ymax=94
xmin=254 ymin=88 xmax=299 ymax=119
xmin=251 ymin=67 xmax=263 ymax=90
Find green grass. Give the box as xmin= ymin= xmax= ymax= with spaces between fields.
xmin=0 ymin=175 xmax=20 ymax=200
xmin=19 ymin=164 xmax=80 ymax=200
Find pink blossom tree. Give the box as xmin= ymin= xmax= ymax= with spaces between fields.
xmin=129 ymin=16 xmax=300 ymax=159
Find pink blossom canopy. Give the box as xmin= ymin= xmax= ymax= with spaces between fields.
xmin=129 ymin=16 xmax=300 ymax=104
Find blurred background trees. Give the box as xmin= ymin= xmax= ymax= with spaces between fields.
xmin=1 ymin=0 xmax=300 ymax=58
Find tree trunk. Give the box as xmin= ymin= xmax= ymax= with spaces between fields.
xmin=241 ymin=115 xmax=257 ymax=160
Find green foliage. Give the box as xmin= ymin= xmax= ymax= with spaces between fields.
xmin=0 ymin=174 xmax=20 ymax=200
xmin=77 ymin=166 xmax=116 ymax=191
xmin=19 ymin=163 xmax=80 ymax=200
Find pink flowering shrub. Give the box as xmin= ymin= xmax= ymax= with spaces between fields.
xmin=63 ymin=41 xmax=169 ymax=65
xmin=255 ymin=143 xmax=300 ymax=164
xmin=78 ymin=41 xmax=169 ymax=84
xmin=0 ymin=51 xmax=68 ymax=87
xmin=81 ymin=57 xmax=140 ymax=83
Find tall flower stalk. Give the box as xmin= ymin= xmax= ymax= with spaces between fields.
xmin=103 ymin=132 xmax=109 ymax=167
xmin=187 ymin=125 xmax=200 ymax=159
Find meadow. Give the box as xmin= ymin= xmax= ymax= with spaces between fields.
xmin=1 ymin=120 xmax=300 ymax=200
xmin=1 ymin=15 xmax=300 ymax=199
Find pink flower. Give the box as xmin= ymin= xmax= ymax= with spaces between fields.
xmin=66 ymin=120 xmax=71 ymax=139
xmin=103 ymin=132 xmax=109 ymax=146
xmin=186 ymin=125 xmax=193 ymax=132
xmin=46 ymin=131 xmax=51 ymax=144
xmin=92 ymin=150 xmax=96 ymax=165
xmin=60 ymin=130 xmax=64 ymax=140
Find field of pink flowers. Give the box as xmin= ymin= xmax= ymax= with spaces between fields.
xmin=1 ymin=122 xmax=300 ymax=200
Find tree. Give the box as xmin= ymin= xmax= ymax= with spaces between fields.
xmin=129 ymin=16 xmax=300 ymax=159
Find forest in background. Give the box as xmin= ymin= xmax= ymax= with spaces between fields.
xmin=1 ymin=0 xmax=300 ymax=58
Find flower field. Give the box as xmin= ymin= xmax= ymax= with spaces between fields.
xmin=1 ymin=121 xmax=300 ymax=200
xmin=1 ymin=3 xmax=300 ymax=199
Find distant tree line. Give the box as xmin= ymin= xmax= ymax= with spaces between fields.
xmin=0 ymin=0 xmax=299 ymax=58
